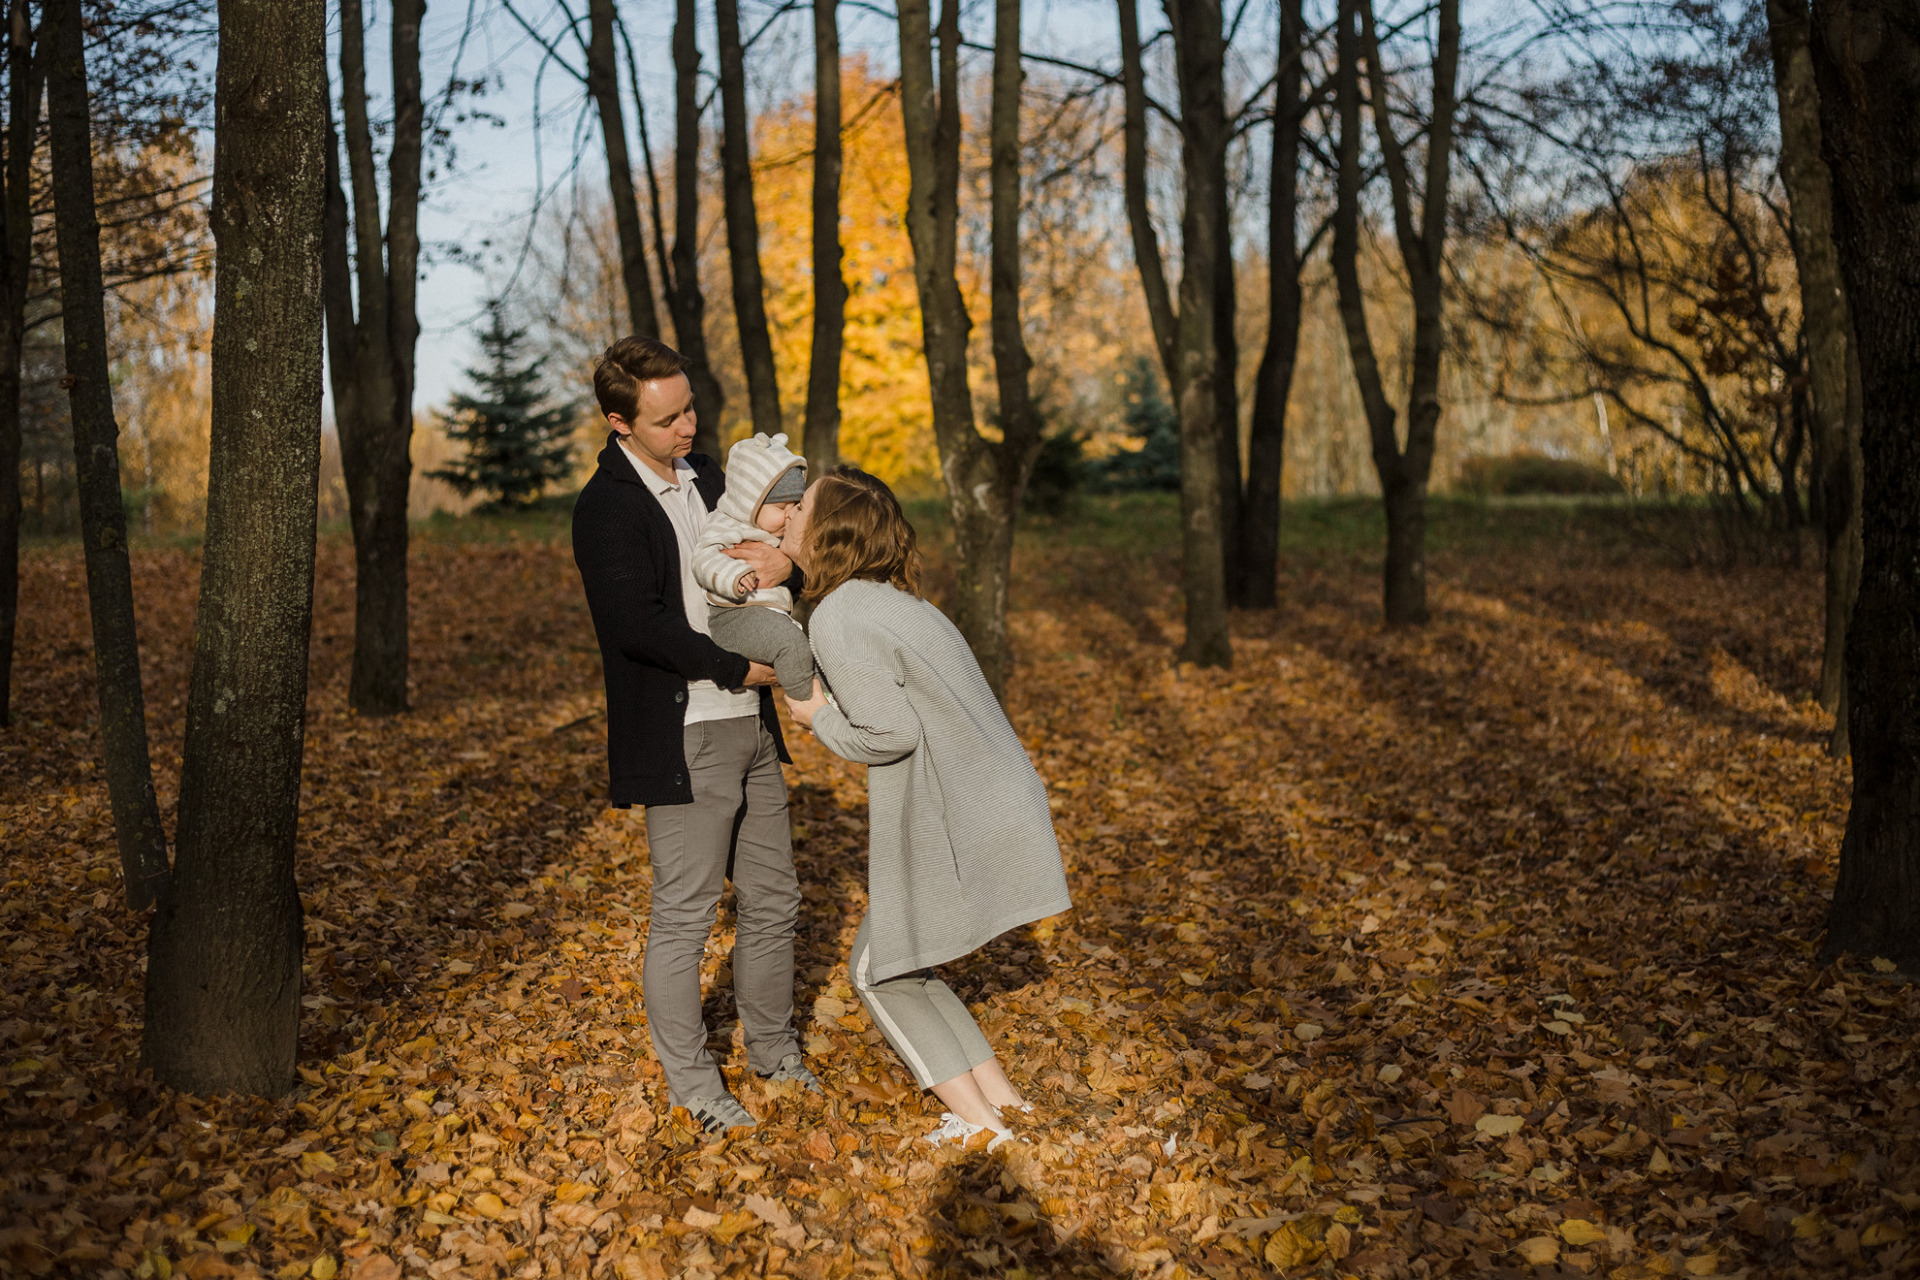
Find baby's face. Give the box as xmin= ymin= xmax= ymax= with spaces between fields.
xmin=754 ymin=501 xmax=794 ymax=536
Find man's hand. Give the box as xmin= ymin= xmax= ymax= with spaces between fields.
xmin=724 ymin=540 xmax=793 ymax=588
xmin=742 ymin=662 xmax=779 ymax=688
xmin=784 ymin=680 xmax=830 ymax=729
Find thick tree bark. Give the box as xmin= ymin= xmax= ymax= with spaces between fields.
xmin=1117 ymin=0 xmax=1176 ymax=386
xmin=715 ymin=0 xmax=782 ymax=441
xmin=1810 ymin=0 xmax=1920 ymax=971
xmin=1164 ymin=0 xmax=1233 ymax=665
xmin=896 ymin=0 xmax=1040 ymax=697
xmin=143 ymin=0 xmax=324 ymax=1095
xmin=47 ymin=0 xmax=170 ymax=909
xmin=1209 ymin=142 xmax=1242 ymax=606
xmin=1242 ymin=0 xmax=1306 ymax=612
xmin=1765 ymin=0 xmax=1862 ymax=744
xmin=587 ymin=0 xmax=658 ymax=340
xmin=332 ymin=0 xmax=423 ymax=715
xmin=671 ymin=0 xmax=723 ymax=459
xmin=1331 ymin=0 xmax=1456 ymax=626
xmin=0 ymin=0 xmax=42 ymax=728
xmin=804 ymin=0 xmax=845 ymax=472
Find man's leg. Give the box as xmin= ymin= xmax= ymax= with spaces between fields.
xmin=726 ymin=717 xmax=804 ymax=1075
xmin=642 ymin=721 xmax=747 ymax=1109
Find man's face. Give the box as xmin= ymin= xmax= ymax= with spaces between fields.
xmin=611 ymin=373 xmax=696 ymax=466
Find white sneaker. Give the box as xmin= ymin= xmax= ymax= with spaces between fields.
xmin=924 ymin=1111 xmax=1017 ymax=1151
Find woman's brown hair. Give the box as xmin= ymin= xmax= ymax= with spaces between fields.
xmin=800 ymin=466 xmax=922 ymax=604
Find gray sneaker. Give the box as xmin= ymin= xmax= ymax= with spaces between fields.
xmin=686 ymin=1092 xmax=757 ymax=1134
xmin=763 ymin=1052 xmax=824 ymax=1094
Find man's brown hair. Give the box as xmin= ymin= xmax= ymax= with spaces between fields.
xmin=800 ymin=466 xmax=922 ymax=604
xmin=594 ymin=335 xmax=693 ymax=422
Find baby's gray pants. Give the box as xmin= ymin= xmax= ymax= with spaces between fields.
xmin=708 ymin=605 xmax=816 ymax=696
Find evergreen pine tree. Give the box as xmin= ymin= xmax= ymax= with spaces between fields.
xmin=1091 ymin=356 xmax=1181 ymax=492
xmin=431 ymin=300 xmax=580 ymax=507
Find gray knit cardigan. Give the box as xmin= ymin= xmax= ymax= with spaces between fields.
xmin=807 ymin=579 xmax=1072 ymax=983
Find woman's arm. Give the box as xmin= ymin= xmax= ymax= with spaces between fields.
xmin=806 ymin=663 xmax=920 ymax=764
xmin=798 ymin=610 xmax=920 ymax=765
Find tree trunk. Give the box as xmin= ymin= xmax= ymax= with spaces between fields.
xmin=47 ymin=0 xmax=170 ymax=909
xmin=804 ymin=0 xmax=845 ymax=472
xmin=896 ymin=0 xmax=1039 ymax=697
xmin=1165 ymin=0 xmax=1233 ymax=666
xmin=1331 ymin=0 xmax=1455 ymax=627
xmin=143 ymin=0 xmax=325 ymax=1095
xmin=334 ymin=0 xmax=423 ymax=715
xmin=0 ymin=0 xmax=41 ymax=729
xmin=1809 ymin=0 xmax=1920 ymax=971
xmin=1211 ymin=152 xmax=1242 ymax=606
xmin=1242 ymin=0 xmax=1305 ymax=612
xmin=715 ymin=0 xmax=782 ymax=442
xmin=587 ymin=0 xmax=658 ymax=340
xmin=1765 ymin=0 xmax=1862 ymax=730
xmin=671 ymin=0 xmax=723 ymax=459
xmin=1117 ymin=0 xmax=1176 ymax=388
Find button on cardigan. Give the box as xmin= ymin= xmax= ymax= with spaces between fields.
xmin=806 ymin=579 xmax=1073 ymax=983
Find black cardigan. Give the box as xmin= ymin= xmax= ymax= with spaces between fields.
xmin=571 ymin=435 xmax=791 ymax=807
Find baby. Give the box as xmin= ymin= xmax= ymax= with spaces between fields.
xmin=692 ymin=432 xmax=818 ymax=699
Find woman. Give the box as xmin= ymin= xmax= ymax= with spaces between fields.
xmin=783 ymin=467 xmax=1072 ymax=1147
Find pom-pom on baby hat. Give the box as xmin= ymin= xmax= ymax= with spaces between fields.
xmin=718 ymin=432 xmax=807 ymax=524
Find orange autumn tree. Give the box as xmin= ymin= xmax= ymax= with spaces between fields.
xmin=754 ymin=65 xmax=948 ymax=494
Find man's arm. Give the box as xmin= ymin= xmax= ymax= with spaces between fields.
xmin=576 ymin=497 xmax=751 ymax=688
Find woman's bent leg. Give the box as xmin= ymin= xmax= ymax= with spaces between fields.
xmin=968 ymin=1059 xmax=1029 ymax=1111
xmin=850 ymin=919 xmax=993 ymax=1091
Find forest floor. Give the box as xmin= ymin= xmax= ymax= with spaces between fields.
xmin=3 ymin=495 xmax=1912 ymax=1280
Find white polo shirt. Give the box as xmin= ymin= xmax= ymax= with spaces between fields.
xmin=620 ymin=441 xmax=759 ymax=726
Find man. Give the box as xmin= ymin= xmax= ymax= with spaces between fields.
xmin=571 ymin=335 xmax=820 ymax=1133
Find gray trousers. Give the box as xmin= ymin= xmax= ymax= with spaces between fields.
xmin=707 ymin=605 xmax=816 ymax=697
xmin=850 ymin=915 xmax=993 ymax=1089
xmin=641 ymin=716 xmax=801 ymax=1107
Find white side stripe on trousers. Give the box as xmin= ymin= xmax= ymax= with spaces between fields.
xmin=854 ymin=939 xmax=935 ymax=1086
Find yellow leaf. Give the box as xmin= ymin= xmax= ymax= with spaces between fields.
xmin=553 ymin=1181 xmax=595 ymax=1204
xmin=1871 ymin=957 xmax=1897 ymax=972
xmin=1862 ymin=1221 xmax=1907 ymax=1246
xmin=1791 ymin=1211 xmax=1827 ymax=1238
xmin=1685 ymin=1253 xmax=1719 ymax=1275
xmin=1293 ymin=1023 xmax=1324 ymax=1042
xmin=421 ymin=1211 xmax=458 ymax=1226
xmin=309 ymin=1258 xmax=338 ymax=1280
xmin=1475 ymin=1113 xmax=1524 ymax=1137
xmin=501 ymin=902 xmax=535 ymax=919
xmin=707 ymin=1210 xmax=761 ymax=1245
xmin=298 ymin=1151 xmax=336 ymax=1174
xmin=1516 ymin=1236 xmax=1559 ymax=1265
xmin=469 ymin=1192 xmax=507 ymax=1219
xmin=1178 ymin=970 xmax=1207 ymax=986
xmin=1560 ymin=1219 xmax=1607 ymax=1246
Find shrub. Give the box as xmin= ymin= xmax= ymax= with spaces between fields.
xmin=1457 ymin=451 xmax=1624 ymax=497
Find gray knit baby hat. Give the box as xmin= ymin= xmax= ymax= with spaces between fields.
xmin=764 ymin=464 xmax=807 ymax=504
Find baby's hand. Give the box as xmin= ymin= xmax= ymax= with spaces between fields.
xmin=736 ymin=570 xmax=758 ymax=596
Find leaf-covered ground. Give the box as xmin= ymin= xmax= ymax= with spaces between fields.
xmin=3 ymin=499 xmax=1914 ymax=1280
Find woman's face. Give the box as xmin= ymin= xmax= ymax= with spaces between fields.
xmin=785 ymin=481 xmax=818 ymax=568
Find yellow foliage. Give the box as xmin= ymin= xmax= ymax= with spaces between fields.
xmin=754 ymin=63 xmax=941 ymax=492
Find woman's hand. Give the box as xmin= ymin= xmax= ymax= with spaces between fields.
xmin=784 ymin=680 xmax=830 ymax=729
xmin=724 ymin=540 xmax=792 ymax=588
